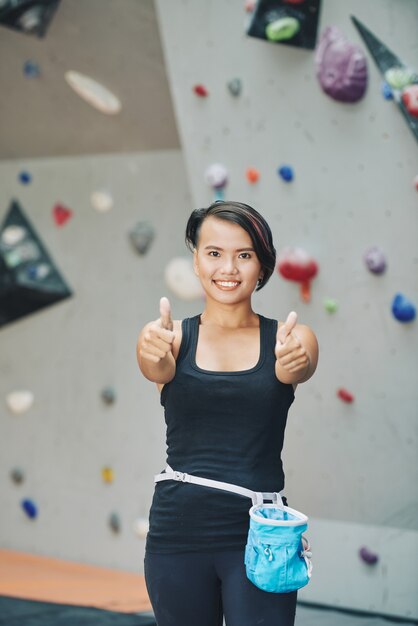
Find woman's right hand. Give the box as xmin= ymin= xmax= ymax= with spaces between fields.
xmin=138 ymin=297 xmax=175 ymax=364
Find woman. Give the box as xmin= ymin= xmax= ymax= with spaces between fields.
xmin=137 ymin=201 xmax=318 ymax=626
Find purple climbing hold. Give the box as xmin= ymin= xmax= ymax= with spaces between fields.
xmin=19 ymin=171 xmax=32 ymax=185
xmin=278 ymin=165 xmax=294 ymax=182
xmin=359 ymin=546 xmax=379 ymax=565
xmin=21 ymin=498 xmax=38 ymax=519
xmin=315 ymin=26 xmax=368 ymax=103
xmin=392 ymin=294 xmax=416 ymax=323
xmin=364 ymin=246 xmax=387 ymax=274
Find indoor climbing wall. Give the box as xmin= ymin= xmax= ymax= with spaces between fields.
xmin=155 ymin=0 xmax=418 ymax=619
xmin=0 ymin=150 xmax=195 ymax=569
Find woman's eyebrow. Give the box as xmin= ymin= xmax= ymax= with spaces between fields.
xmin=203 ymin=245 xmax=255 ymax=252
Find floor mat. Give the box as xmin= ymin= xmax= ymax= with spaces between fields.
xmin=0 ymin=596 xmax=156 ymax=626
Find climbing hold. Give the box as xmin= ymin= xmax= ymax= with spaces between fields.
xmin=18 ymin=171 xmax=32 ymax=184
xmin=21 ymin=499 xmax=38 ymax=519
xmin=246 ymin=167 xmax=260 ymax=184
xmin=102 ymin=466 xmax=114 ymax=484
xmin=315 ymin=27 xmax=368 ymax=103
xmin=277 ymin=165 xmax=294 ymax=182
xmin=337 ymin=388 xmax=354 ymax=403
xmin=133 ymin=517 xmax=149 ymax=538
xmin=65 ymin=71 xmax=122 ymax=115
xmin=6 ymin=390 xmax=34 ymax=415
xmin=26 ymin=262 xmax=51 ymax=281
xmin=2 ymin=225 xmax=27 ymax=246
xmin=363 ymin=246 xmax=387 ymax=274
xmin=193 ymin=84 xmax=209 ymax=97
xmin=324 ymin=298 xmax=338 ymax=313
xmin=10 ymin=468 xmax=25 ymax=484
xmin=128 ymin=221 xmax=155 ymax=255
xmin=381 ymin=81 xmax=393 ymax=100
xmin=101 ymin=386 xmax=116 ymax=405
xmin=413 ymin=175 xmax=418 ymax=191
xmin=244 ymin=0 xmax=256 ymax=12
xmin=205 ymin=163 xmax=228 ymax=190
xmin=165 ymin=257 xmax=204 ymax=301
xmin=359 ymin=546 xmax=379 ymax=565
xmin=227 ymin=78 xmax=242 ymax=97
xmin=23 ymin=60 xmax=40 ymax=78
xmin=401 ymin=84 xmax=418 ymax=117
xmin=109 ymin=512 xmax=121 ymax=533
xmin=266 ymin=17 xmax=300 ymax=42
xmin=391 ymin=294 xmax=416 ymax=323
xmin=384 ymin=67 xmax=416 ymax=90
xmin=277 ymin=247 xmax=318 ymax=302
xmin=53 ymin=203 xmax=73 ymax=227
xmin=90 ymin=190 xmax=113 ymax=213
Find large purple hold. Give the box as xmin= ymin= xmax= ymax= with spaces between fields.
xmin=315 ymin=26 xmax=368 ymax=103
xmin=359 ymin=546 xmax=379 ymax=565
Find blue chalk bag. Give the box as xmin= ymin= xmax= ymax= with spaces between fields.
xmin=245 ymin=497 xmax=312 ymax=593
xmin=154 ymin=465 xmax=312 ymax=594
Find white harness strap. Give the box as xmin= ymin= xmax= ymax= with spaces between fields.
xmin=154 ymin=464 xmax=285 ymax=507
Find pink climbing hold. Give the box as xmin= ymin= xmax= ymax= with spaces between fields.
xmin=193 ymin=84 xmax=209 ymax=97
xmin=401 ymin=84 xmax=418 ymax=117
xmin=277 ymin=247 xmax=318 ymax=302
xmin=53 ymin=203 xmax=73 ymax=226
xmin=337 ymin=388 xmax=354 ymax=403
xmin=414 ymin=174 xmax=418 ymax=191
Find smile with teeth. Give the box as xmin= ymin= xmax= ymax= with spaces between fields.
xmin=213 ymin=280 xmax=241 ymax=288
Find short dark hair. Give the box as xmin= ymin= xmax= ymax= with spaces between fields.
xmin=185 ymin=201 xmax=276 ymax=291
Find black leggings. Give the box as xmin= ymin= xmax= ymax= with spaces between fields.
xmin=144 ymin=549 xmax=297 ymax=626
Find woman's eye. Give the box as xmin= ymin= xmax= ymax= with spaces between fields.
xmin=208 ymin=251 xmax=219 ymax=257
xmin=239 ymin=253 xmax=251 ymax=259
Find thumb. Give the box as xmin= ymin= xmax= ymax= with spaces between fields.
xmin=277 ymin=311 xmax=298 ymax=344
xmin=159 ymin=296 xmax=173 ymax=331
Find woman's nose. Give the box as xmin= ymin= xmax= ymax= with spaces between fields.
xmin=221 ymin=258 xmax=238 ymax=274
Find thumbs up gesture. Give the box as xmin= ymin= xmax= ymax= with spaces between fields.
xmin=138 ymin=297 xmax=175 ymax=364
xmin=275 ymin=311 xmax=310 ymax=377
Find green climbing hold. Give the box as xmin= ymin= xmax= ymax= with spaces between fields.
xmin=266 ymin=17 xmax=300 ymax=42
xmin=324 ymin=298 xmax=338 ymax=313
xmin=384 ymin=67 xmax=417 ymax=91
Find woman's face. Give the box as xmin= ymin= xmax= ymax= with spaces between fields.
xmin=193 ymin=216 xmax=263 ymax=303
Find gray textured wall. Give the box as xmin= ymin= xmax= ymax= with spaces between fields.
xmin=0 ymin=150 xmax=195 ymax=569
xmin=1 ymin=0 xmax=418 ymax=620
xmin=155 ymin=0 xmax=418 ymax=619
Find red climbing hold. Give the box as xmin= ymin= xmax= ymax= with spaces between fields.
xmin=193 ymin=84 xmax=209 ymax=97
xmin=337 ymin=388 xmax=354 ymax=403
xmin=277 ymin=248 xmax=319 ymax=302
xmin=53 ymin=203 xmax=73 ymax=226
xmin=401 ymin=85 xmax=418 ymax=117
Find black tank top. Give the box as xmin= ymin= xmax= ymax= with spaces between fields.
xmin=145 ymin=313 xmax=295 ymax=554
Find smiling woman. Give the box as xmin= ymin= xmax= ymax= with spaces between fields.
xmin=136 ymin=200 xmax=318 ymax=626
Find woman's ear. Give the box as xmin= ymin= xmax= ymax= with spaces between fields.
xmin=193 ymin=250 xmax=199 ymax=276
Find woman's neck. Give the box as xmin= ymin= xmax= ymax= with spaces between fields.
xmin=200 ymin=302 xmax=258 ymax=329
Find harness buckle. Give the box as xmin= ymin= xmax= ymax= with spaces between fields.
xmin=173 ymin=471 xmax=189 ymax=482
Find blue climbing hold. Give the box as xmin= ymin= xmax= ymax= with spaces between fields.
xmin=19 ymin=171 xmax=32 ymax=185
xmin=381 ymin=81 xmax=393 ymax=100
xmin=391 ymin=293 xmax=416 ymax=323
xmin=278 ymin=165 xmax=294 ymax=182
xmin=23 ymin=60 xmax=40 ymax=78
xmin=21 ymin=498 xmax=38 ymax=519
